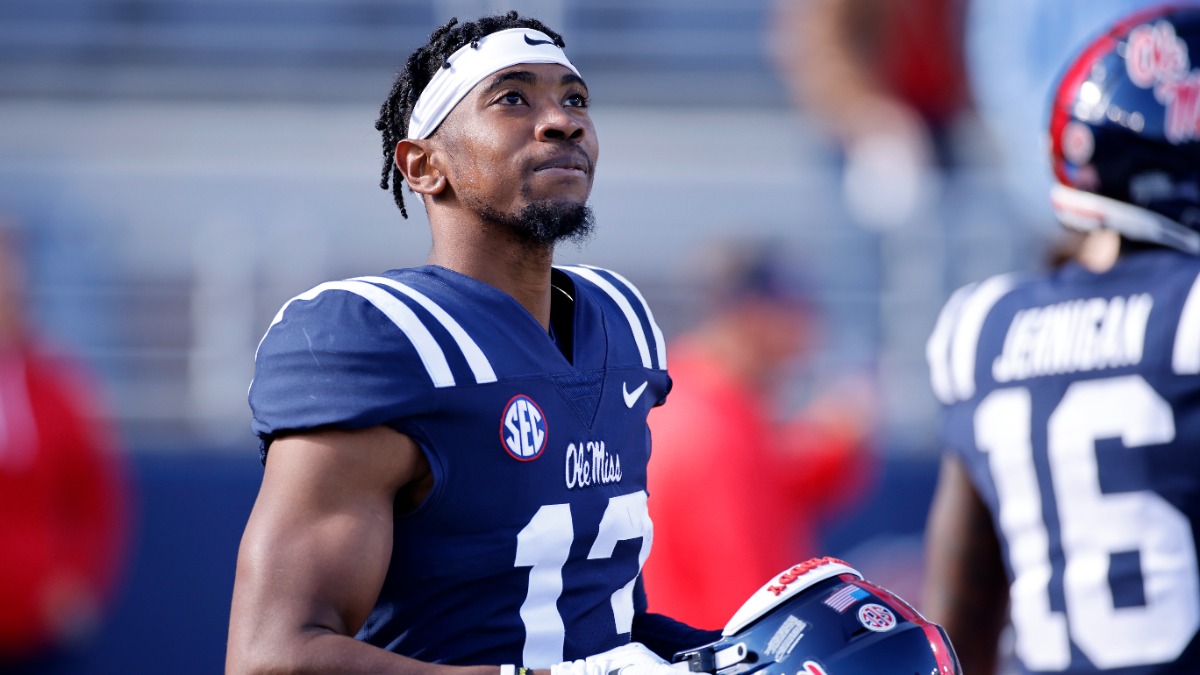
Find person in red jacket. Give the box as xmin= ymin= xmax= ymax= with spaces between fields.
xmin=643 ymin=244 xmax=877 ymax=630
xmin=0 ymin=224 xmax=130 ymax=667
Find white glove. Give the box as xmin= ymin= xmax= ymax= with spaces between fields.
xmin=550 ymin=642 xmax=683 ymax=675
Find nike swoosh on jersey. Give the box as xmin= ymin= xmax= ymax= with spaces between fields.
xmin=622 ymin=381 xmax=649 ymax=408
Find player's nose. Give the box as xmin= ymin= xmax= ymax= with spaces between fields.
xmin=536 ymin=104 xmax=586 ymax=142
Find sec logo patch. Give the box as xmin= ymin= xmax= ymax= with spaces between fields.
xmin=857 ymin=603 xmax=897 ymax=632
xmin=501 ymin=395 xmax=548 ymax=461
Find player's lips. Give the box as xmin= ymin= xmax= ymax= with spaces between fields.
xmin=533 ymin=150 xmax=592 ymax=176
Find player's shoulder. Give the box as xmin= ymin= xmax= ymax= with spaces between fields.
xmin=257 ymin=271 xmax=431 ymax=354
xmin=255 ymin=266 xmax=499 ymax=386
xmin=249 ymin=268 xmax=492 ymax=449
xmin=926 ymin=271 xmax=1030 ymax=405
xmin=1155 ymin=253 xmax=1200 ymax=377
xmin=927 ymin=252 xmax=1200 ymax=405
xmin=927 ymin=271 xmax=1029 ymax=362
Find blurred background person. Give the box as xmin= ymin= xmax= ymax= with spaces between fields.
xmin=642 ymin=241 xmax=877 ymax=630
xmin=767 ymin=0 xmax=995 ymax=466
xmin=0 ymin=222 xmax=131 ymax=672
xmin=924 ymin=5 xmax=1200 ymax=672
xmin=770 ymin=0 xmax=971 ymax=231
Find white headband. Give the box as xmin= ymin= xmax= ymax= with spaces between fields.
xmin=406 ymin=28 xmax=580 ymax=140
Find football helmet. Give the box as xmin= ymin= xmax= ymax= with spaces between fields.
xmin=673 ymin=557 xmax=960 ymax=675
xmin=1049 ymin=4 xmax=1200 ymax=253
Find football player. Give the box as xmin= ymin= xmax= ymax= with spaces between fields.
xmin=924 ymin=4 xmax=1200 ymax=673
xmin=226 ymin=12 xmax=720 ymax=674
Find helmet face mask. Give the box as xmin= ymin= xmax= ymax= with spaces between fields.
xmin=1050 ymin=3 xmax=1200 ymax=253
xmin=673 ymin=558 xmax=961 ymax=675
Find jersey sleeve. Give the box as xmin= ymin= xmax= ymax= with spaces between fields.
xmin=925 ymin=274 xmax=1022 ymax=467
xmin=248 ymin=279 xmax=443 ymax=457
xmin=631 ymin=579 xmax=723 ymax=660
xmin=925 ymin=274 xmax=1019 ymax=407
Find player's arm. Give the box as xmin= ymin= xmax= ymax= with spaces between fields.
xmin=922 ymin=452 xmax=1008 ymax=675
xmin=630 ymin=578 xmax=722 ymax=659
xmin=227 ymin=425 xmax=486 ymax=675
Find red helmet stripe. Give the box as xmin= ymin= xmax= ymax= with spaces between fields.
xmin=921 ymin=624 xmax=960 ymax=675
xmin=1050 ymin=31 xmax=1118 ymax=184
xmin=854 ymin=579 xmax=959 ymax=674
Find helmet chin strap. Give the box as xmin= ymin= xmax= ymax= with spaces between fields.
xmin=677 ymin=642 xmax=748 ymax=673
xmin=1051 ymin=184 xmax=1200 ymax=255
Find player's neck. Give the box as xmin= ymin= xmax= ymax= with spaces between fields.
xmin=1076 ymin=229 xmax=1121 ymax=273
xmin=428 ymin=233 xmax=556 ymax=330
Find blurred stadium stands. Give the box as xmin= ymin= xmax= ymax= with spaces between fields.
xmin=0 ymin=1 xmax=1046 ymax=671
xmin=0 ymin=0 xmax=783 ymax=105
xmin=0 ymin=0 xmax=1042 ymax=453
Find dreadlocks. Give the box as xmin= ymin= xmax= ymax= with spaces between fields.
xmin=375 ymin=11 xmax=567 ymax=219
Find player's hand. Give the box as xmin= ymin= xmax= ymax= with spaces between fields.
xmin=550 ymin=642 xmax=694 ymax=675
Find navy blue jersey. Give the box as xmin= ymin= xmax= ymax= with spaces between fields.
xmin=249 ymin=264 xmax=670 ymax=667
xmin=927 ymin=248 xmax=1200 ymax=673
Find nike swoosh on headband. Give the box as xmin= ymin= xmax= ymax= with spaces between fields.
xmin=406 ymin=28 xmax=579 ymax=140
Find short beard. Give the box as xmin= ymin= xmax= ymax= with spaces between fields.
xmin=477 ymin=200 xmax=595 ymax=247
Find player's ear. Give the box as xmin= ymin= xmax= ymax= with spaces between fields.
xmin=395 ymin=139 xmax=447 ymax=196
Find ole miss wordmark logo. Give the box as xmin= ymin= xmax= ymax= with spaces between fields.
xmin=1126 ymin=19 xmax=1200 ymax=144
xmin=501 ymin=394 xmax=548 ymax=461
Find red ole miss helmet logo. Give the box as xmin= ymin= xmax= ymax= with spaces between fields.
xmin=500 ymin=395 xmax=548 ymax=460
xmin=1126 ymin=19 xmax=1200 ymax=144
xmin=1158 ymin=72 xmax=1200 ymax=143
xmin=1126 ymin=20 xmax=1189 ymax=88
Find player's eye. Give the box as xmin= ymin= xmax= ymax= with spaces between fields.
xmin=564 ymin=92 xmax=589 ymax=108
xmin=498 ymin=91 xmax=526 ymax=106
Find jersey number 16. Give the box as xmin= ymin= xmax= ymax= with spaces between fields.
xmin=976 ymin=374 xmax=1200 ymax=670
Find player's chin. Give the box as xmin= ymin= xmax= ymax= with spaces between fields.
xmin=514 ymin=199 xmax=595 ymax=245
xmin=537 ymin=192 xmax=590 ymax=211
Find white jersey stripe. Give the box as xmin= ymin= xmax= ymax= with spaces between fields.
xmin=927 ymin=283 xmax=976 ymax=405
xmin=562 ymin=265 xmax=655 ymax=369
xmin=577 ymin=265 xmax=668 ymax=370
xmin=949 ymin=274 xmax=1018 ymax=402
xmin=261 ymin=280 xmax=456 ymax=388
xmin=1173 ymin=272 xmax=1200 ymax=375
xmin=356 ymin=276 xmax=498 ymax=384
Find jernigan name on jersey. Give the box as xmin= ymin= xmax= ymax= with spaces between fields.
xmin=249 ymin=264 xmax=669 ymax=666
xmin=927 ymin=248 xmax=1200 ymax=673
